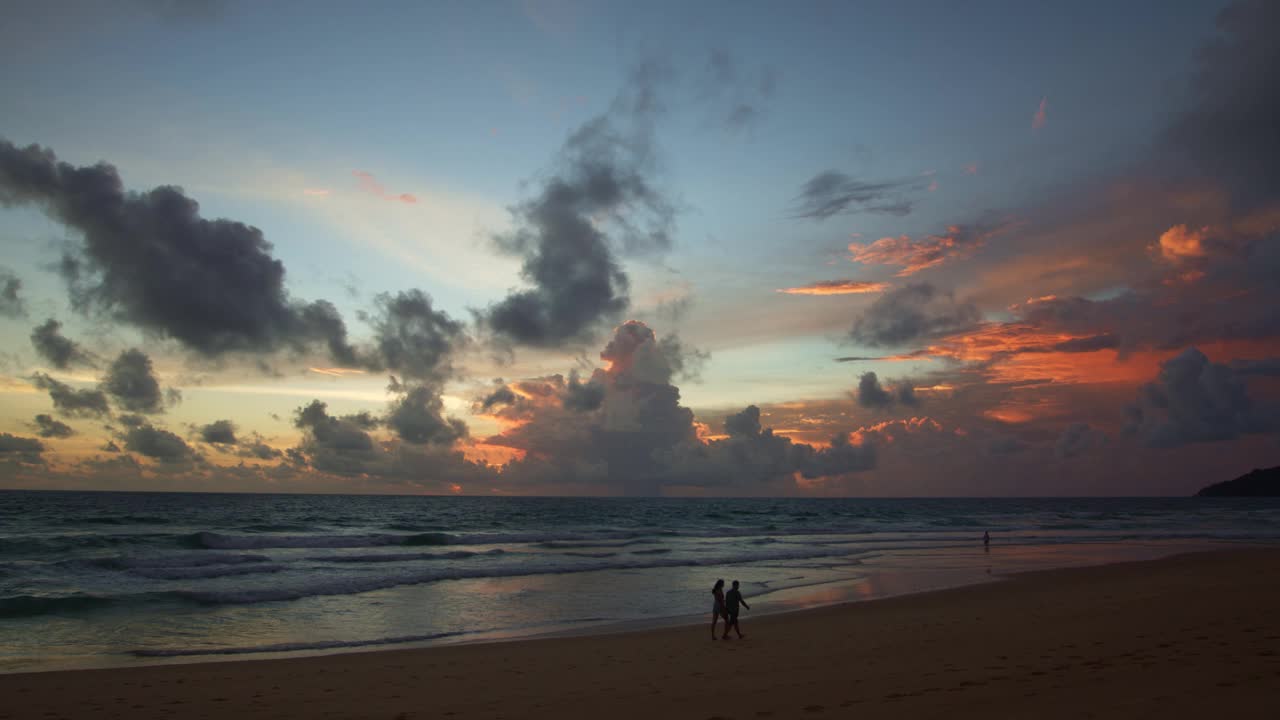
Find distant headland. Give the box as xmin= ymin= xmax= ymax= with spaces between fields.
xmin=1196 ymin=466 xmax=1280 ymax=497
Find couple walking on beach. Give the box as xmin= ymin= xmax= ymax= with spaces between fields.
xmin=711 ymin=579 xmax=749 ymax=640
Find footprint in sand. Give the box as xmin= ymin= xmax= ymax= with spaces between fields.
xmin=802 ymin=705 xmax=825 ymax=713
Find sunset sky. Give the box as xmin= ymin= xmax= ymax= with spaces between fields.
xmin=1 ymin=0 xmax=1277 ymax=496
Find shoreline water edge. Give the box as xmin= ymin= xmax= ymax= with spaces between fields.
xmin=3 ymin=491 xmax=1280 ymax=674
xmin=3 ymin=547 xmax=1279 ymax=720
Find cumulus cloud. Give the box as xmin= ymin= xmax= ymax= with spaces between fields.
xmin=101 ymin=349 xmax=169 ymax=414
xmin=0 ymin=266 xmax=24 ymax=318
xmin=1124 ymin=347 xmax=1273 ymax=448
xmin=289 ymin=398 xmax=489 ymax=489
xmin=856 ymin=372 xmax=890 ymax=408
xmin=479 ymin=322 xmax=896 ymax=493
xmin=776 ymin=280 xmax=888 ymax=296
xmin=239 ymin=437 xmax=282 ymax=460
xmin=0 ymin=139 xmax=357 ymax=361
xmin=123 ymin=424 xmax=195 ymax=462
xmin=483 ymin=66 xmax=676 ymax=348
xmin=850 ymin=283 xmax=982 ymax=347
xmin=791 ymin=171 xmax=923 ymax=220
xmin=359 ymin=290 xmax=464 ymax=382
xmin=385 ymin=382 xmax=468 ymax=447
xmin=292 ymin=399 xmax=380 ymax=475
xmin=0 ymin=433 xmax=43 ymax=461
xmin=657 ymin=404 xmax=878 ymax=489
xmin=1155 ymin=224 xmax=1209 ymax=261
xmin=198 ymin=419 xmax=237 ymax=445
xmin=30 ymin=318 xmax=95 ymax=369
xmin=30 ymin=373 xmax=110 ymax=418
xmin=32 ymin=414 xmax=73 ymax=438
xmin=855 ymin=372 xmax=920 ymax=409
xmin=480 ymin=321 xmax=698 ymax=493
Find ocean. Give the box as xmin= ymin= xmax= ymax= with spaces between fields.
xmin=3 ymin=491 xmax=1278 ymax=673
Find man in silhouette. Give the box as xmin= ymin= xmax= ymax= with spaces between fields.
xmin=722 ymin=580 xmax=750 ymax=639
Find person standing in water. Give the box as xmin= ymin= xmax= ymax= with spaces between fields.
xmin=722 ymin=580 xmax=750 ymax=640
xmin=711 ymin=579 xmax=727 ymax=640
xmin=983 ymin=530 xmax=990 ymax=550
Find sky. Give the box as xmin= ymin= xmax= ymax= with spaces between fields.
xmin=1 ymin=0 xmax=1278 ymax=496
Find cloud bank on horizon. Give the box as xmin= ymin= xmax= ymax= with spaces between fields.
xmin=1 ymin=0 xmax=1278 ymax=496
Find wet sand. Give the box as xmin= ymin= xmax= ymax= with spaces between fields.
xmin=4 ymin=547 xmax=1278 ymax=719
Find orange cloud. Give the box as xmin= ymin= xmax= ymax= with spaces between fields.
xmin=307 ymin=367 xmax=367 ymax=377
xmin=849 ymin=416 xmax=943 ymax=445
xmin=1032 ymin=96 xmax=1048 ymax=129
xmin=849 ymin=220 xmax=1012 ymax=276
xmin=1156 ymin=224 xmax=1208 ymax=260
xmin=302 ymin=188 xmax=331 ymax=197
xmin=461 ymin=440 xmax=526 ymax=466
xmin=963 ymin=163 xmax=979 ymax=175
xmin=777 ymin=280 xmax=889 ymax=296
xmin=353 ymin=170 xmax=418 ymax=204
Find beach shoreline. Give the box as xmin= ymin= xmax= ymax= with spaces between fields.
xmin=3 ymin=537 xmax=1245 ymax=676
xmin=4 ymin=546 xmax=1278 ymax=719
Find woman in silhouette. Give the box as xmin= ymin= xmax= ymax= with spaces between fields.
xmin=711 ymin=579 xmax=727 ymax=640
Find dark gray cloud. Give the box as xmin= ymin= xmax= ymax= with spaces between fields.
xmin=30 ymin=318 xmax=96 ymax=369
xmin=856 ymin=372 xmax=892 ymax=408
xmin=0 ymin=433 xmax=44 ymax=460
xmin=723 ymin=404 xmax=762 ymax=437
xmin=485 ymin=323 xmax=885 ymax=493
xmin=289 ymin=397 xmax=487 ymax=487
xmin=484 ymin=115 xmax=673 ymax=347
xmin=1124 ymin=347 xmax=1273 ymax=448
xmin=656 ymin=405 xmax=877 ymax=488
xmin=238 ymin=436 xmax=282 ymax=460
xmin=1230 ymin=358 xmax=1280 ymax=377
xmin=483 ymin=322 xmax=697 ymax=493
xmin=1162 ymin=0 xmax=1280 ymax=208
xmin=0 ymin=139 xmax=357 ymax=361
xmin=102 ymin=349 xmax=168 ymax=414
xmin=855 ymin=372 xmax=919 ymax=408
xmin=360 ymin=290 xmax=463 ymax=382
xmin=1048 ymin=334 xmax=1121 ymax=353
xmin=116 ymin=413 xmax=147 ymax=428
xmin=386 ymin=383 xmax=468 ymax=447
xmin=792 ymin=171 xmax=924 ymax=220
xmin=851 ymin=283 xmax=981 ymax=347
xmin=30 ymin=372 xmax=110 ymax=417
xmin=1056 ymin=422 xmax=1107 ymax=458
xmin=124 ymin=424 xmax=194 ymax=462
xmin=479 ymin=385 xmax=518 ymax=411
xmin=563 ymin=370 xmax=605 ymax=411
xmin=33 ymin=414 xmax=73 ymax=438
xmin=198 ymin=419 xmax=237 ymax=445
xmin=483 ymin=60 xmax=679 ymax=349
xmin=656 ymin=333 xmax=710 ymax=383
xmin=292 ymin=399 xmax=379 ymax=475
xmin=987 ymin=436 xmax=1028 ymax=455
xmin=0 ymin=266 xmax=24 ymax=318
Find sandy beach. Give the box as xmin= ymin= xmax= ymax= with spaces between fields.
xmin=4 ymin=547 xmax=1278 ymax=720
